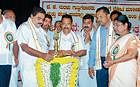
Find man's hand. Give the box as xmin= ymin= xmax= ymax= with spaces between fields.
xmin=84 ymin=30 xmax=91 ymax=44
xmin=58 ymin=50 xmax=74 ymax=57
xmin=13 ymin=58 xmax=19 ymax=67
xmin=88 ymin=68 xmax=95 ymax=79
xmin=64 ymin=50 xmax=75 ymax=56
xmin=42 ymin=52 xmax=54 ymax=62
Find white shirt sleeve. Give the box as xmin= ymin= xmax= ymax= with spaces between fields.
xmin=17 ymin=24 xmax=31 ymax=45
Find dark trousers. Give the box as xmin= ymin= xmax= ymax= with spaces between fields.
xmin=0 ymin=65 xmax=12 ymax=87
xmin=96 ymin=57 xmax=108 ymax=87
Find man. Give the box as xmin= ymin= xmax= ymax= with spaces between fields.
xmin=88 ymin=6 xmax=114 ymax=87
xmin=54 ymin=20 xmax=62 ymax=33
xmin=78 ymin=14 xmax=97 ymax=87
xmin=50 ymin=14 xmax=86 ymax=57
xmin=110 ymin=10 xmax=122 ymax=21
xmin=17 ymin=7 xmax=54 ymax=87
xmin=42 ymin=14 xmax=53 ymax=32
xmin=3 ymin=9 xmax=20 ymax=87
xmin=0 ymin=9 xmax=17 ymax=87
xmin=42 ymin=14 xmax=55 ymax=32
xmin=49 ymin=14 xmax=86 ymax=86
xmin=42 ymin=14 xmax=54 ymax=49
xmin=3 ymin=9 xmax=16 ymax=22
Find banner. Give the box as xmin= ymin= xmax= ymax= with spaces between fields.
xmin=40 ymin=0 xmax=140 ymax=37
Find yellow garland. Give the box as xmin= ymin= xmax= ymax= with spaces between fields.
xmin=35 ymin=57 xmax=79 ymax=87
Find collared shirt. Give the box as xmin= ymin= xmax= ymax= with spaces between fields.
xmin=0 ymin=18 xmax=17 ymax=65
xmin=88 ymin=26 xmax=107 ymax=68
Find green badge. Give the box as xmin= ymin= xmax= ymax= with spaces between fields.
xmin=111 ymin=44 xmax=120 ymax=60
xmin=5 ymin=32 xmax=14 ymax=43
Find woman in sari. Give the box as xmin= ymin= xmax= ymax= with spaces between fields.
xmin=104 ymin=15 xmax=138 ymax=87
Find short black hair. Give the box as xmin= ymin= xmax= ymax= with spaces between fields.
xmin=96 ymin=6 xmax=110 ymax=14
xmin=45 ymin=14 xmax=52 ymax=21
xmin=54 ymin=20 xmax=61 ymax=26
xmin=61 ymin=14 xmax=73 ymax=23
xmin=83 ymin=14 xmax=94 ymax=23
xmin=31 ymin=7 xmax=46 ymax=16
xmin=110 ymin=10 xmax=122 ymax=18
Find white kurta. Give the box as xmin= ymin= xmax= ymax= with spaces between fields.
xmin=78 ymin=29 xmax=97 ymax=87
xmin=17 ymin=18 xmax=48 ymax=87
xmin=50 ymin=31 xmax=85 ymax=51
xmin=0 ymin=17 xmax=17 ymax=87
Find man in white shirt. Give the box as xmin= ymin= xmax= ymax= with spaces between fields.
xmin=3 ymin=9 xmax=20 ymax=87
xmin=50 ymin=14 xmax=86 ymax=57
xmin=17 ymin=7 xmax=54 ymax=87
xmin=0 ymin=9 xmax=17 ymax=87
xmin=3 ymin=9 xmax=19 ymax=87
xmin=79 ymin=14 xmax=97 ymax=87
xmin=49 ymin=14 xmax=86 ymax=86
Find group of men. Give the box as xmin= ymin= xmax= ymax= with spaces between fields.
xmin=0 ymin=6 xmax=122 ymax=87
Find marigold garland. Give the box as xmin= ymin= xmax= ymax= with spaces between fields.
xmin=35 ymin=57 xmax=79 ymax=87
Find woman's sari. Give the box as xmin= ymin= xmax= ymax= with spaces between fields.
xmin=109 ymin=34 xmax=137 ymax=87
xmin=137 ymin=47 xmax=140 ymax=87
xmin=136 ymin=36 xmax=140 ymax=87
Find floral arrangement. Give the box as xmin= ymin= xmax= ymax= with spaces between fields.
xmin=35 ymin=57 xmax=79 ymax=87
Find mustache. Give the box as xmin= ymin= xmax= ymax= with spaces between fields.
xmin=38 ymin=23 xmax=43 ymax=25
xmin=64 ymin=27 xmax=69 ymax=29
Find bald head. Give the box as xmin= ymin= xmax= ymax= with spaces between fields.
xmin=3 ymin=9 xmax=16 ymax=22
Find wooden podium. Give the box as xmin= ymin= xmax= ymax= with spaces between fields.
xmin=35 ymin=57 xmax=79 ymax=87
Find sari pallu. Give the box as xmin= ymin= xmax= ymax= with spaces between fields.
xmin=136 ymin=36 xmax=140 ymax=87
xmin=109 ymin=34 xmax=137 ymax=87
xmin=137 ymin=48 xmax=140 ymax=87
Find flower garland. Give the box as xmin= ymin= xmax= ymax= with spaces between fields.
xmin=35 ymin=60 xmax=45 ymax=87
xmin=35 ymin=57 xmax=79 ymax=87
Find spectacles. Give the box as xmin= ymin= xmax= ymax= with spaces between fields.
xmin=113 ymin=23 xmax=123 ymax=27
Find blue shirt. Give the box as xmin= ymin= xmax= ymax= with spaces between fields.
xmin=88 ymin=26 xmax=107 ymax=68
